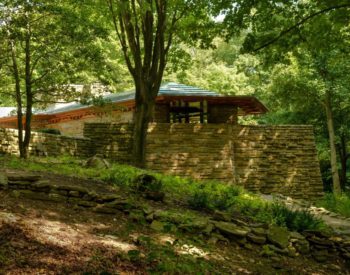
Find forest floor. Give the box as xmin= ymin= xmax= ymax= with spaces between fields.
xmin=0 ymin=169 xmax=349 ymax=274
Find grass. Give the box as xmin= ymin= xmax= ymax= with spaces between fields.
xmin=1 ymin=154 xmax=325 ymax=232
xmin=316 ymin=192 xmax=350 ymax=218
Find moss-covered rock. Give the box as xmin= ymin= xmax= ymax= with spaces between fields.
xmin=214 ymin=221 xmax=250 ymax=239
xmin=93 ymin=204 xmax=120 ymax=214
xmin=267 ymin=225 xmax=289 ymax=249
xmin=247 ymin=233 xmax=266 ymax=244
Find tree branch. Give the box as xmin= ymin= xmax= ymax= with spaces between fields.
xmin=254 ymin=4 xmax=350 ymax=52
xmin=108 ymin=0 xmax=136 ymax=77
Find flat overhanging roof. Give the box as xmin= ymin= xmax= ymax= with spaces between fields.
xmin=155 ymin=94 xmax=268 ymax=115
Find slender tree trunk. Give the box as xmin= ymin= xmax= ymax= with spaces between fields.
xmin=23 ymin=31 xmax=32 ymax=159
xmin=9 ymin=40 xmax=25 ymax=157
xmin=338 ymin=134 xmax=348 ymax=190
xmin=324 ymin=90 xmax=342 ymax=194
xmin=132 ymin=80 xmax=155 ymax=167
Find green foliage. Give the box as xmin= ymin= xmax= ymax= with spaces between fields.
xmin=270 ymin=203 xmax=324 ymax=232
xmin=317 ymin=193 xmax=350 ymax=218
xmin=187 ymin=182 xmax=242 ymax=211
xmin=188 ymin=190 xmax=210 ymax=210
xmin=99 ymin=165 xmax=141 ymax=187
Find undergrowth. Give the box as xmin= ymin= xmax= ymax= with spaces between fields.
xmin=316 ymin=192 xmax=350 ymax=218
xmin=1 ymin=155 xmax=325 ymax=231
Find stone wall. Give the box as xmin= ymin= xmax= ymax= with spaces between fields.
xmin=0 ymin=128 xmax=91 ymax=157
xmin=233 ymin=126 xmax=324 ymax=198
xmin=0 ymin=122 xmax=324 ymax=199
xmin=83 ymin=123 xmax=323 ymax=199
xmin=84 ymin=123 xmax=133 ymax=163
xmin=146 ymin=123 xmax=234 ymax=180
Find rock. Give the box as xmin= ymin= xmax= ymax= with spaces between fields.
xmin=18 ymin=190 xmax=61 ymax=202
xmin=312 ymin=249 xmax=328 ymax=262
xmin=294 ymin=240 xmax=310 ymax=254
xmin=50 ymin=190 xmax=68 ymax=196
xmin=69 ymin=191 xmax=81 ymax=197
xmin=208 ymin=233 xmax=229 ymax=245
xmin=252 ymin=227 xmax=267 ymax=237
xmin=83 ymin=192 xmax=98 ymax=201
xmin=7 ymin=173 xmax=41 ymax=182
xmin=0 ymin=174 xmax=8 ymax=189
xmin=48 ymin=193 xmax=67 ymax=202
xmin=84 ymin=155 xmax=110 ymax=169
xmin=8 ymin=181 xmax=32 ymax=187
xmin=31 ymin=180 xmax=51 ymax=191
xmin=57 ymin=184 xmax=88 ymax=194
xmin=329 ymin=236 xmax=343 ymax=245
xmin=267 ymin=225 xmax=289 ymax=249
xmin=104 ymin=199 xmax=134 ymax=211
xmin=308 ymin=236 xmax=334 ymax=247
xmin=214 ymin=221 xmax=250 ymax=239
xmin=212 ymin=210 xmax=232 ymax=222
xmin=93 ymin=204 xmax=120 ymax=214
xmin=68 ymin=198 xmax=96 ymax=207
xmin=231 ymin=218 xmax=249 ymax=227
xmin=266 ymin=244 xmax=288 ymax=255
xmin=95 ymin=193 xmax=121 ymax=203
xmin=302 ymin=230 xmax=331 ymax=239
xmin=77 ymin=200 xmax=97 ymax=208
xmin=150 ymin=220 xmax=165 ymax=232
xmin=178 ymin=217 xmax=210 ymax=233
xmin=289 ymin=231 xmax=305 ymax=241
xmin=287 ymin=245 xmax=298 ymax=257
xmin=247 ymin=233 xmax=266 ymax=244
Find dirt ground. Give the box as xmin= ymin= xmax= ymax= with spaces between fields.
xmin=0 ymin=171 xmax=350 ymax=274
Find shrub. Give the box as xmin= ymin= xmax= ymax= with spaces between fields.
xmin=271 ymin=202 xmax=324 ymax=231
xmin=188 ymin=190 xmax=210 ymax=210
xmin=187 ymin=182 xmax=242 ymax=211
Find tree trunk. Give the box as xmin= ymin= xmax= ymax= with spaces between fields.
xmin=9 ymin=40 xmax=25 ymax=157
xmin=338 ymin=134 xmax=348 ymax=190
xmin=324 ymin=90 xmax=341 ymax=194
xmin=132 ymin=81 xmax=155 ymax=167
xmin=23 ymin=31 xmax=32 ymax=159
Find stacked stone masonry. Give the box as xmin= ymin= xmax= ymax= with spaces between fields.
xmin=84 ymin=123 xmax=323 ymax=199
xmin=0 ymin=128 xmax=92 ymax=157
xmin=0 ymin=123 xmax=324 ymax=199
